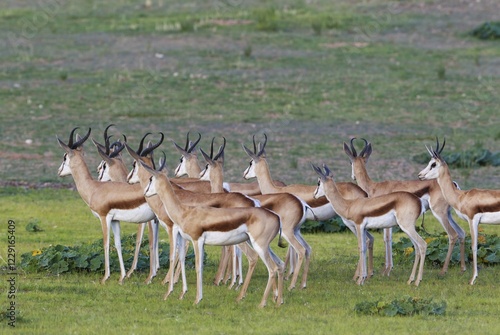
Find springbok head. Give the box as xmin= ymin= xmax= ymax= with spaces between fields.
xmin=57 ymin=127 xmax=91 ymax=177
xmin=418 ymin=137 xmax=446 ymax=181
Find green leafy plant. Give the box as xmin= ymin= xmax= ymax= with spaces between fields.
xmin=300 ymin=217 xmax=348 ymax=233
xmin=393 ymin=230 xmax=500 ymax=267
xmin=253 ymin=7 xmax=279 ymax=32
xmin=26 ymin=218 xmax=43 ymax=232
xmin=413 ymin=147 xmax=500 ymax=168
xmin=471 ymin=22 xmax=500 ymax=40
xmin=354 ymin=295 xmax=446 ymax=316
xmin=20 ymin=234 xmax=197 ymax=275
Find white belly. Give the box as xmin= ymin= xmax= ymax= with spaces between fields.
xmin=363 ymin=210 xmax=397 ymax=229
xmin=109 ymin=203 xmax=156 ymax=223
xmin=478 ymin=212 xmax=500 ymax=225
xmin=311 ymin=203 xmax=336 ymax=221
xmin=202 ymin=225 xmax=249 ymax=246
xmin=420 ymin=194 xmax=430 ymax=211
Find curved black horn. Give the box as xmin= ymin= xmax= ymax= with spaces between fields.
xmin=213 ymin=137 xmax=226 ymax=161
xmin=252 ymin=134 xmax=257 ymax=154
xmin=72 ymin=128 xmax=91 ymax=149
xmin=136 ymin=132 xmax=152 ymax=155
xmin=359 ymin=138 xmax=369 ymax=157
xmin=141 ymin=132 xmax=164 ymax=157
xmin=67 ymin=127 xmax=79 ymax=148
xmin=322 ymin=164 xmax=332 ymax=177
xmin=349 ymin=138 xmax=358 ymax=157
xmin=104 ymin=135 xmax=113 ymax=155
xmin=257 ymin=133 xmax=267 ymax=157
xmin=187 ymin=132 xmax=202 ymax=153
xmin=436 ymin=137 xmax=446 ymax=155
xmin=109 ymin=140 xmax=125 ymax=158
xmin=103 ymin=124 xmax=115 ymax=154
xmin=184 ymin=132 xmax=191 ymax=151
xmin=209 ymin=137 xmax=216 ymax=159
xmin=158 ymin=151 xmax=167 ymax=172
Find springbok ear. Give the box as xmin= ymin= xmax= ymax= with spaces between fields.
xmin=242 ymin=143 xmax=258 ymax=160
xmin=360 ymin=140 xmax=372 ymax=159
xmin=92 ymin=138 xmax=107 ymax=154
xmin=311 ymin=163 xmax=326 ymax=180
xmin=322 ymin=164 xmax=332 ymax=177
xmin=95 ymin=143 xmax=113 ymax=164
xmin=124 ymin=142 xmax=143 ymax=162
xmin=199 ymin=147 xmax=214 ymax=165
xmin=140 ymin=160 xmax=159 ymax=177
xmin=57 ymin=136 xmax=71 ymax=153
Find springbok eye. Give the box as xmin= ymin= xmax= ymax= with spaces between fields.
xmin=431 ymin=163 xmax=436 ymax=168
xmin=179 ymin=157 xmax=183 ymax=163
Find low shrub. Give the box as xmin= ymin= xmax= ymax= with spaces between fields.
xmin=471 ymin=22 xmax=500 ymax=40
xmin=300 ymin=216 xmax=348 ymax=233
xmin=393 ymin=230 xmax=500 ymax=266
xmin=20 ymin=234 xmax=196 ymax=275
xmin=354 ymin=295 xmax=446 ymax=316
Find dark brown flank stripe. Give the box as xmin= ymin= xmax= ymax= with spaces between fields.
xmin=364 ymin=198 xmax=398 ymax=217
xmin=474 ymin=201 xmax=500 ymax=214
xmin=462 ymin=189 xmax=500 ymax=215
xmin=337 ymin=182 xmax=368 ymax=199
xmin=411 ymin=184 xmax=431 ymax=198
xmin=105 ymin=197 xmax=147 ymax=211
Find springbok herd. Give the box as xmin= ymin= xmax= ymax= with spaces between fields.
xmin=56 ymin=125 xmax=500 ymax=307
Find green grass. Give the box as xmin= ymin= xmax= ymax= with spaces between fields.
xmin=1 ymin=0 xmax=500 ymax=333
xmin=3 ymin=187 xmax=500 ymax=333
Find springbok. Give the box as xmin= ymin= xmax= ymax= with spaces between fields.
xmin=199 ymin=137 xmax=312 ymax=290
xmin=57 ymin=127 xmax=156 ymax=284
xmin=344 ymin=137 xmax=466 ymax=276
xmin=312 ymin=163 xmax=427 ymax=286
xmin=141 ymin=157 xmax=286 ymax=307
xmin=418 ymin=138 xmax=500 ymax=285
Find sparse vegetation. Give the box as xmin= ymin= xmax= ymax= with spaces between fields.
xmin=1 ymin=0 xmax=500 ymax=334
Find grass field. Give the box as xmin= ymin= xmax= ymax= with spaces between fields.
xmin=1 ymin=0 xmax=499 ymax=334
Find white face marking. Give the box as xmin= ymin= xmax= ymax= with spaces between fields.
xmin=58 ymin=153 xmax=72 ymax=177
xmin=174 ymin=156 xmax=188 ymax=177
xmin=199 ymin=164 xmax=210 ymax=181
xmin=144 ymin=177 xmax=157 ymax=197
xmin=128 ymin=161 xmax=140 ymax=184
xmin=243 ymin=160 xmax=256 ymax=180
xmin=97 ymin=160 xmax=111 ymax=181
xmin=418 ymin=158 xmax=440 ymax=180
xmin=313 ymin=180 xmax=325 ymax=199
